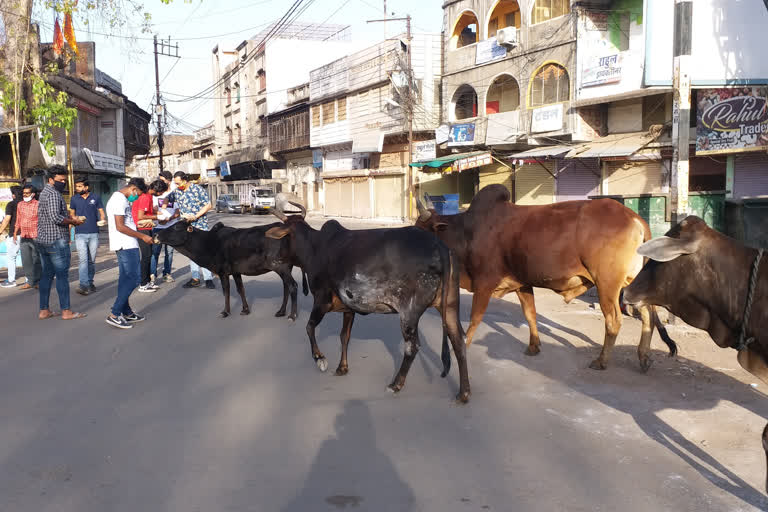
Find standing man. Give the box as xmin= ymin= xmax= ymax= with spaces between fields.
xmin=0 ymin=186 xmax=21 ymax=287
xmin=132 ymin=178 xmax=167 ymax=292
xmin=37 ymin=169 xmax=86 ymax=320
xmin=14 ymin=184 xmax=42 ymax=290
xmin=69 ymin=178 xmax=106 ymax=295
xmin=106 ymin=178 xmax=154 ymax=329
xmin=151 ymin=172 xmax=178 ymax=284
xmin=173 ymin=171 xmax=215 ymax=289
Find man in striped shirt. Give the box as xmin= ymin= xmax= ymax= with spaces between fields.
xmin=36 ymin=169 xmax=87 ymax=320
xmin=13 ymin=184 xmax=42 ymax=289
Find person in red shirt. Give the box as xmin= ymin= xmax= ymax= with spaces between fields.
xmin=132 ymin=179 xmax=167 ymax=292
xmin=13 ymin=184 xmax=42 ymax=290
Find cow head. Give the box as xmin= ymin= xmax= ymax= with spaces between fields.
xmin=623 ymin=216 xmax=708 ymax=308
xmin=266 ymin=193 xmax=308 ymax=249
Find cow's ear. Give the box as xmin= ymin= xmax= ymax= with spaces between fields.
xmin=433 ymin=222 xmax=449 ymax=232
xmin=265 ymin=226 xmax=290 ymax=239
xmin=637 ymin=236 xmax=700 ymax=262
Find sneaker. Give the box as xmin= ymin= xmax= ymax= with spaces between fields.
xmin=205 ymin=279 xmax=215 ymax=289
xmin=138 ymin=284 xmax=157 ymax=293
xmin=182 ymin=278 xmax=201 ymax=288
xmin=76 ymin=286 xmax=90 ymax=296
xmin=106 ymin=314 xmax=132 ymax=329
xmin=163 ymin=274 xmax=175 ymax=283
xmin=0 ymin=280 xmax=17 ymax=288
xmin=149 ymin=281 xmax=160 ymax=289
xmin=123 ymin=312 xmax=146 ymax=323
xmin=89 ymin=284 xmax=97 ymax=292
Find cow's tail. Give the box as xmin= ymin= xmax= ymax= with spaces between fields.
xmin=301 ymin=270 xmax=309 ymax=296
xmin=438 ymin=245 xmax=464 ymax=378
xmin=653 ymin=306 xmax=677 ymax=357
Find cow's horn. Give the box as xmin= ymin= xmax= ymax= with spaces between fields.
xmin=270 ymin=205 xmax=288 ymax=222
xmin=287 ymin=200 xmax=307 ymax=218
xmin=416 ymin=198 xmax=432 ymax=221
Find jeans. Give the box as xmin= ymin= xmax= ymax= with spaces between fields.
xmin=4 ymin=236 xmax=19 ymax=282
xmin=20 ymin=238 xmax=41 ymax=285
xmin=150 ymin=236 xmax=173 ymax=277
xmin=112 ymin=248 xmax=140 ymax=317
xmin=138 ymin=236 xmax=153 ymax=286
xmin=38 ymin=238 xmax=71 ymax=311
xmin=75 ymin=232 xmax=99 ymax=288
xmin=190 ymin=260 xmax=213 ymax=281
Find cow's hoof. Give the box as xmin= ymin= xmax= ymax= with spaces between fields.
xmin=219 ymin=311 xmax=229 ymax=318
xmin=275 ymin=310 xmax=286 ymax=318
xmin=639 ymin=357 xmax=653 ymax=373
xmin=316 ymin=357 xmax=328 ymax=372
xmin=240 ymin=309 xmax=250 ymax=316
xmin=589 ymin=359 xmax=607 ymax=370
xmin=525 ymin=345 xmax=541 ymax=356
xmin=335 ymin=366 xmax=348 ymax=376
xmin=455 ymin=391 xmax=471 ymax=404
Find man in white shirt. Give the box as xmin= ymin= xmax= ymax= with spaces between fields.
xmin=105 ymin=178 xmax=154 ymax=329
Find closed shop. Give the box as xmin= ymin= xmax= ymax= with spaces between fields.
xmin=733 ymin=153 xmax=768 ymax=198
xmin=602 ymin=160 xmax=665 ymax=196
xmin=353 ymin=178 xmax=371 ymax=217
xmin=374 ymin=174 xmax=404 ymax=218
xmin=479 ymin=162 xmax=513 ymax=198
xmin=324 ymin=179 xmax=343 ymax=217
xmin=323 ymin=176 xmax=371 ymax=218
xmin=555 ymin=159 xmax=600 ymax=202
xmin=515 ymin=162 xmax=554 ymax=205
xmin=690 ymin=156 xmax=726 ymax=192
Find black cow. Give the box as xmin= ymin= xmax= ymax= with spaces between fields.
xmin=265 ymin=197 xmax=471 ymax=402
xmin=155 ymin=221 xmax=307 ymax=319
xmin=623 ymin=216 xmax=768 ymax=491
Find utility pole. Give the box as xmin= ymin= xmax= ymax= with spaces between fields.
xmin=670 ymin=0 xmax=692 ymax=225
xmin=368 ymin=15 xmax=413 ymax=219
xmin=154 ymin=35 xmax=180 ymax=174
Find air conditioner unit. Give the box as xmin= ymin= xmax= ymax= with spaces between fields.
xmin=496 ymin=27 xmax=518 ymax=47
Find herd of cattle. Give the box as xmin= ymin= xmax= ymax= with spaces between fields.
xmin=155 ymin=184 xmax=768 ymax=492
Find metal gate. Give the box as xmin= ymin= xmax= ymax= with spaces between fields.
xmin=733 ymin=153 xmax=768 ymax=198
xmin=515 ymin=163 xmax=554 ymax=205
xmin=556 ymin=159 xmax=599 ymax=201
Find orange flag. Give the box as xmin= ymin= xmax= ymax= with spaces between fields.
xmin=53 ymin=18 xmax=64 ymax=56
xmin=63 ymin=12 xmax=77 ymax=55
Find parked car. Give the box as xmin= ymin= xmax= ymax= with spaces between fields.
xmin=215 ymin=194 xmax=245 ymax=214
xmin=250 ymin=187 xmax=276 ymax=214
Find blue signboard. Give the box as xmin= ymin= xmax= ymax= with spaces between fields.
xmin=312 ymin=150 xmax=323 ymax=168
xmin=449 ymin=123 xmax=476 ymax=146
xmin=220 ymin=161 xmax=231 ymax=177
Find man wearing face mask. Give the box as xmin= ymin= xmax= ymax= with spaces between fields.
xmin=36 ymin=168 xmax=86 ymax=320
xmin=105 ymin=178 xmax=154 ymax=329
xmin=69 ymin=178 xmax=106 ymax=295
xmin=14 ymin=184 xmax=42 ymax=290
xmin=0 ymin=186 xmax=22 ymax=288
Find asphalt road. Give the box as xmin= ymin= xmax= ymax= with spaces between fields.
xmin=0 ymin=212 xmax=767 ymax=511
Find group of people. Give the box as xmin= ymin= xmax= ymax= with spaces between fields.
xmin=0 ymin=169 xmax=217 ymax=329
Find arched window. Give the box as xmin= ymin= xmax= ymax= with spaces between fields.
xmin=452 ymin=85 xmax=478 ymax=120
xmin=486 ymin=75 xmax=520 ymax=114
xmin=488 ymin=0 xmax=521 ymax=37
xmin=450 ymin=11 xmax=479 ymax=50
xmin=531 ymin=0 xmax=570 ymax=25
xmin=529 ymin=64 xmax=569 ymax=107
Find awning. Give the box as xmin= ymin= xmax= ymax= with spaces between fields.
xmin=409 ymin=150 xmax=488 ymax=168
xmin=508 ymin=145 xmax=572 ymax=159
xmin=566 ymin=132 xmax=655 ymax=159
xmin=572 ymin=87 xmax=672 ymax=108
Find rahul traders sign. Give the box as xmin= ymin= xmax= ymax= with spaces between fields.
xmin=582 ymin=53 xmax=622 ymax=87
xmin=696 ymin=88 xmax=768 ymax=155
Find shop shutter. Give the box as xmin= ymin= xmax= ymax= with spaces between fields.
xmin=515 ymin=163 xmax=554 ymax=205
xmin=313 ymin=182 xmax=320 ymax=211
xmin=339 ymin=180 xmax=355 ymax=217
xmin=556 ymin=159 xmax=600 ymax=201
xmin=733 ymin=153 xmax=768 ymax=198
xmin=324 ymin=180 xmax=343 ymax=217
xmin=375 ymin=174 xmax=404 ymax=218
xmin=603 ymin=160 xmax=664 ymax=196
xmin=479 ymin=162 xmax=514 ymax=198
xmin=353 ymin=178 xmax=371 ymax=218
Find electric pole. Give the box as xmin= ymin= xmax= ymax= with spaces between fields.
xmin=368 ymin=15 xmax=413 ymax=219
xmin=670 ymin=0 xmax=692 ymax=225
xmin=154 ymin=35 xmax=179 ymax=174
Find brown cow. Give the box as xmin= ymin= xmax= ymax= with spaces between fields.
xmin=414 ymin=184 xmax=676 ymax=371
xmin=622 ymin=216 xmax=768 ymax=491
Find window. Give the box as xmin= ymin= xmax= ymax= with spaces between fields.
xmin=193 ymin=151 xmax=200 ymax=159
xmin=451 ymin=11 xmax=478 ymax=50
xmin=322 ymin=100 xmax=335 ymax=126
xmin=235 ymin=123 xmax=241 ymax=143
xmin=486 ymin=75 xmax=520 ymax=114
xmin=337 ymin=97 xmax=347 ymax=121
xmin=258 ymin=70 xmax=266 ymax=91
xmin=225 ymin=87 xmax=231 ymax=107
xmin=312 ymin=105 xmax=321 ymax=127
xmin=234 ymin=82 xmax=240 ymax=103
xmin=532 ymin=0 xmax=569 ymax=24
xmin=529 ymin=64 xmax=569 ymax=107
xmin=488 ymin=1 xmax=521 ymax=37
xmin=226 ymin=126 xmax=233 ymax=145
xmin=452 ymin=85 xmax=478 ymax=120
xmin=358 ymin=90 xmax=368 ymax=115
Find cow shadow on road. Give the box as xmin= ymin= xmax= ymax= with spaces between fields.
xmin=281 ymin=400 xmax=416 ymax=512
xmin=476 ymin=327 xmax=768 ymax=510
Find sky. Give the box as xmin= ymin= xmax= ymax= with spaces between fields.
xmin=33 ymin=0 xmax=444 ymax=134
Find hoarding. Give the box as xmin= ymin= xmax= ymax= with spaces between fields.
xmin=412 ymin=140 xmax=436 ymax=162
xmin=475 ymin=37 xmax=507 ymax=66
xmin=448 ymin=123 xmax=475 ymax=146
xmin=696 ymin=87 xmax=768 ymax=155
xmin=531 ymin=104 xmax=564 ymax=133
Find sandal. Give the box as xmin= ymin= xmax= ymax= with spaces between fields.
xmin=62 ymin=312 xmax=87 ymax=320
xmin=39 ymin=311 xmax=60 ymax=320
